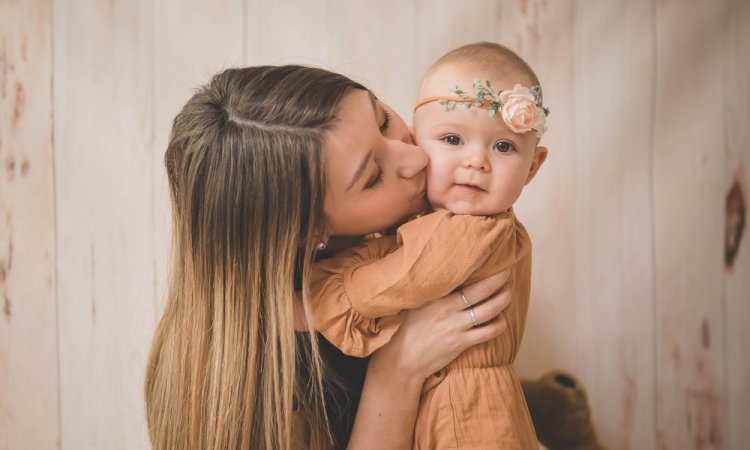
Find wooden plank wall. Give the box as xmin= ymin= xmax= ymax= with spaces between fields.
xmin=0 ymin=1 xmax=58 ymax=449
xmin=1 ymin=0 xmax=748 ymax=449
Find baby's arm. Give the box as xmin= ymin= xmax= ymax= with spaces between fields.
xmin=309 ymin=210 xmax=516 ymax=356
xmin=346 ymin=211 xmax=514 ymax=317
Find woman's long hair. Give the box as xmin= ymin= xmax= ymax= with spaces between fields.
xmin=144 ymin=65 xmax=365 ymax=450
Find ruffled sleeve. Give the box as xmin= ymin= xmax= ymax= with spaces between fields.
xmin=310 ymin=211 xmax=519 ymax=357
xmin=310 ymin=236 xmax=405 ymax=357
xmin=346 ymin=210 xmax=516 ymax=317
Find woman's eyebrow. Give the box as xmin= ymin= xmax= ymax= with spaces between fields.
xmin=345 ymin=149 xmax=373 ymax=192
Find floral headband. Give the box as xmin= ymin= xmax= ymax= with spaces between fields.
xmin=414 ymin=80 xmax=550 ymax=137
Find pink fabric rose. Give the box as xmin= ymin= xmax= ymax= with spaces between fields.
xmin=498 ymin=84 xmax=545 ymax=136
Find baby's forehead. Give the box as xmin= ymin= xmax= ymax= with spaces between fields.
xmin=418 ymin=61 xmax=536 ymax=99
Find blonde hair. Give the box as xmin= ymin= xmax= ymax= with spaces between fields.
xmin=145 ymin=65 xmax=365 ymax=450
xmin=418 ymin=41 xmax=541 ymax=97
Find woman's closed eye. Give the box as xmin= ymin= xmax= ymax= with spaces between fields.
xmin=379 ymin=111 xmax=392 ymax=134
xmin=493 ymin=140 xmax=516 ymax=153
xmin=365 ymin=165 xmax=384 ymax=189
xmin=441 ymin=134 xmax=463 ymax=146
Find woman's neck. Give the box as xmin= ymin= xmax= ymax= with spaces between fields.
xmin=322 ymin=235 xmax=366 ymax=255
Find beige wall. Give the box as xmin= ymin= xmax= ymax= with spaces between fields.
xmin=1 ymin=0 xmax=748 ymax=449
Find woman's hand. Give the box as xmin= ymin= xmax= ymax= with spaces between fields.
xmin=369 ymin=268 xmax=512 ymax=382
xmin=346 ymin=269 xmax=511 ymax=450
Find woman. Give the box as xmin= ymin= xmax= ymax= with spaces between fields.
xmin=144 ymin=65 xmax=511 ymax=450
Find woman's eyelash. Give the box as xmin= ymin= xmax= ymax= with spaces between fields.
xmin=379 ymin=111 xmax=392 ymax=133
xmin=365 ymin=166 xmax=384 ymax=189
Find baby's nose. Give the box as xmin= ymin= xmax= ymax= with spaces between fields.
xmin=462 ymin=151 xmax=490 ymax=171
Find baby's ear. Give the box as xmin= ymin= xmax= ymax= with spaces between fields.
xmin=525 ymin=146 xmax=548 ymax=185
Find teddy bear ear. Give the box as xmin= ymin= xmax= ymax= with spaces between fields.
xmin=551 ymin=371 xmax=578 ymax=389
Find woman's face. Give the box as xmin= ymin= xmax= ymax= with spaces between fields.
xmin=323 ymin=90 xmax=428 ymax=236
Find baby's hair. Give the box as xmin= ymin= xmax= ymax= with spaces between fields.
xmin=419 ymin=42 xmax=540 ymax=97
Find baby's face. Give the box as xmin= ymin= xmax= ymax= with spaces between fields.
xmin=413 ymin=65 xmax=546 ymax=215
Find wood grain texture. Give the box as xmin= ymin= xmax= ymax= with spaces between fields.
xmin=0 ymin=1 xmax=58 ymax=449
xmin=497 ymin=0 xmax=579 ymax=381
xmin=653 ymin=0 xmax=728 ymax=448
xmin=53 ymin=0 xmax=155 ymax=448
xmin=415 ymin=0 xmax=502 ymax=80
xmin=0 ymin=1 xmax=748 ymax=448
xmin=245 ymin=0 xmax=419 ymax=119
xmin=723 ymin=0 xmax=750 ymax=448
xmin=572 ymin=2 xmax=657 ymax=448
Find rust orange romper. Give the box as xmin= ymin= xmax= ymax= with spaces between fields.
xmin=310 ymin=209 xmax=537 ymax=449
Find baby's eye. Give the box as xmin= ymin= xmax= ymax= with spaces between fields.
xmin=493 ymin=141 xmax=515 ymax=153
xmin=442 ymin=135 xmax=463 ymax=146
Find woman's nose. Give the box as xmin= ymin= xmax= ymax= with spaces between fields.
xmin=395 ymin=141 xmax=428 ymax=179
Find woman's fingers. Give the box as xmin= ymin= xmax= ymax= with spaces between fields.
xmin=465 ymin=313 xmax=509 ymax=346
xmin=379 ymin=272 xmax=513 ymax=379
xmin=456 ymin=269 xmax=511 ymax=310
xmin=465 ymin=284 xmax=511 ymax=329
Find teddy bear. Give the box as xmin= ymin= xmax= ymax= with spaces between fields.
xmin=521 ymin=370 xmax=606 ymax=450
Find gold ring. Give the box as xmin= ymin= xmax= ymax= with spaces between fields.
xmin=469 ymin=306 xmax=478 ymax=327
xmin=460 ymin=290 xmax=471 ymax=308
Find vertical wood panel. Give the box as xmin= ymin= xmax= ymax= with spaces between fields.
xmin=723 ymin=0 xmax=750 ymax=448
xmin=152 ymin=0 xmax=244 ymax=315
xmin=245 ymin=0 xmax=330 ymax=64
xmin=496 ymin=0 xmax=579 ymax=381
xmin=654 ymin=0 xmax=728 ymax=448
xmin=415 ymin=0 xmax=501 ymax=82
xmin=245 ymin=0 xmax=419 ymax=119
xmin=53 ymin=1 xmax=155 ymax=448
xmin=573 ymin=2 xmax=657 ymax=448
xmin=319 ymin=0 xmax=419 ymax=119
xmin=0 ymin=1 xmax=746 ymax=448
xmin=0 ymin=1 xmax=58 ymax=449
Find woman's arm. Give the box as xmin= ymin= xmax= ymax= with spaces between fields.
xmin=346 ymin=269 xmax=511 ymax=450
xmin=310 ymin=212 xmax=513 ymax=357
xmin=312 ymin=212 xmax=508 ymax=320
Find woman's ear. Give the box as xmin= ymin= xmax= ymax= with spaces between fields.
xmin=298 ymin=233 xmax=329 ymax=250
xmin=525 ymin=146 xmax=548 ymax=185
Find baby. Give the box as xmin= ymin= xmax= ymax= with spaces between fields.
xmin=311 ymin=42 xmax=549 ymax=449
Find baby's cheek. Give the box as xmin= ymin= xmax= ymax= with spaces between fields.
xmin=424 ymin=150 xmax=453 ymax=201
xmin=425 ymin=173 xmax=448 ymax=208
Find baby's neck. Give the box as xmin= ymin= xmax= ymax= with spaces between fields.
xmin=430 ymin=205 xmax=512 ymax=216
